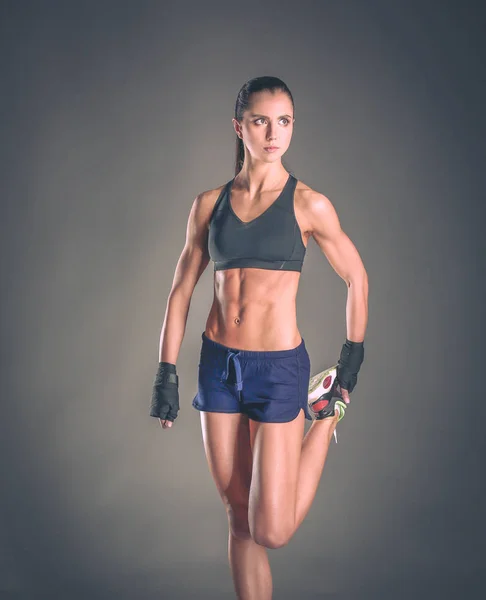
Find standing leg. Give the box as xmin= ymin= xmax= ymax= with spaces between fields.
xmin=228 ymin=532 xmax=272 ymax=600
xmin=200 ymin=411 xmax=273 ymax=599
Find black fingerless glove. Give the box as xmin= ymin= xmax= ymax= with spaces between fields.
xmin=150 ymin=361 xmax=180 ymax=421
xmin=337 ymin=339 xmax=364 ymax=393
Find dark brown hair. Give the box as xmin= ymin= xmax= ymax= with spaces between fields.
xmin=234 ymin=76 xmax=295 ymax=176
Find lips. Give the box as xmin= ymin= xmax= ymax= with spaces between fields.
xmin=264 ymin=146 xmax=279 ymax=151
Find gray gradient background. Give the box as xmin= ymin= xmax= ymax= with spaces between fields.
xmin=2 ymin=1 xmax=485 ymax=599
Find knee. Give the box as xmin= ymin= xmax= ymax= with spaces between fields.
xmin=226 ymin=504 xmax=252 ymax=541
xmin=252 ymin=526 xmax=292 ymax=549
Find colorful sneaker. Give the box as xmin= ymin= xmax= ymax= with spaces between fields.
xmin=308 ymin=364 xmax=347 ymax=443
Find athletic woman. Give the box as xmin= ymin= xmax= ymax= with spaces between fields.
xmin=150 ymin=76 xmax=368 ymax=600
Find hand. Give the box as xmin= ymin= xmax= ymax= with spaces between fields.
xmin=150 ymin=362 xmax=179 ymax=426
xmin=336 ymin=339 xmax=364 ymax=402
xmin=336 ymin=383 xmax=351 ymax=405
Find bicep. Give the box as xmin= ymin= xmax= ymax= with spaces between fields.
xmin=170 ymin=194 xmax=211 ymax=295
xmin=309 ymin=194 xmax=366 ymax=284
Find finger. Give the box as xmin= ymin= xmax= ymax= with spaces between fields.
xmin=338 ymin=385 xmax=350 ymax=404
xmin=167 ymin=407 xmax=179 ymax=422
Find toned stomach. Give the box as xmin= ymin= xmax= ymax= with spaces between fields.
xmin=204 ymin=268 xmax=303 ymax=351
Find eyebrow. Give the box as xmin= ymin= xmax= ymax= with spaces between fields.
xmin=249 ymin=113 xmax=293 ymax=119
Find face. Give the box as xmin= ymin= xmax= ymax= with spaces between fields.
xmin=233 ymin=90 xmax=294 ymax=163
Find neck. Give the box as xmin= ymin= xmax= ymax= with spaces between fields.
xmin=236 ymin=162 xmax=289 ymax=192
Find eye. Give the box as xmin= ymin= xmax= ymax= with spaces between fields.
xmin=254 ymin=117 xmax=291 ymax=125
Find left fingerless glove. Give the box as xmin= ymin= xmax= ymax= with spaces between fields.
xmin=337 ymin=339 xmax=364 ymax=393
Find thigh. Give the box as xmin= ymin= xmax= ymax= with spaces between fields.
xmin=248 ymin=409 xmax=305 ymax=535
xmin=200 ymin=411 xmax=253 ymax=511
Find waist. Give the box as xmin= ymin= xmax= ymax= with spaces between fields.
xmin=207 ymin=268 xmax=301 ymax=349
xmin=200 ymin=330 xmax=307 ymax=358
xmin=205 ymin=301 xmax=301 ymax=350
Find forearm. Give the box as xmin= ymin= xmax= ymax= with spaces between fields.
xmin=345 ymin=273 xmax=368 ymax=343
xmin=158 ymin=288 xmax=193 ymax=364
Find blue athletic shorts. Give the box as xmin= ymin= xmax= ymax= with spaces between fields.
xmin=192 ymin=332 xmax=313 ymax=423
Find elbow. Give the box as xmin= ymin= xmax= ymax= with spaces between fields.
xmin=168 ymin=285 xmax=194 ymax=304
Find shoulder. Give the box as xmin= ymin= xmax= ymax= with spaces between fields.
xmin=189 ymin=181 xmax=229 ymax=229
xmin=294 ymin=178 xmax=339 ymax=235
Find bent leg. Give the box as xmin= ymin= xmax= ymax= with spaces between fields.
xmin=199 ymin=411 xmax=272 ymax=600
xmin=248 ymin=408 xmax=339 ymax=549
xmin=294 ymin=410 xmax=340 ymax=531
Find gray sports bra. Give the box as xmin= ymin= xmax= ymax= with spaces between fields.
xmin=208 ymin=173 xmax=307 ymax=272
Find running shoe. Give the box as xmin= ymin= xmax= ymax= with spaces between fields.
xmin=308 ymin=364 xmax=347 ymax=443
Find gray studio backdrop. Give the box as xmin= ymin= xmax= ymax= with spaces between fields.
xmin=2 ymin=1 xmax=485 ymax=599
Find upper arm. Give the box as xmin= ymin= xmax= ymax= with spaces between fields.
xmin=306 ymin=190 xmax=367 ymax=285
xmin=170 ymin=190 xmax=216 ymax=296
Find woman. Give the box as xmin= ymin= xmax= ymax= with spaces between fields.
xmin=150 ymin=76 xmax=368 ymax=599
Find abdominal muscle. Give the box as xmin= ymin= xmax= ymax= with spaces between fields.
xmin=204 ymin=268 xmax=303 ymax=351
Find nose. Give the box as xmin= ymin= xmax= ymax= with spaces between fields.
xmin=266 ymin=124 xmax=277 ymax=141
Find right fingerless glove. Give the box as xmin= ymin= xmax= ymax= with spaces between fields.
xmin=150 ymin=361 xmax=180 ymax=421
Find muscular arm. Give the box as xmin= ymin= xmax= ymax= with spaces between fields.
xmin=306 ymin=191 xmax=368 ymax=343
xmin=158 ymin=191 xmax=215 ymax=363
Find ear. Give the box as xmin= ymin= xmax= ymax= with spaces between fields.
xmin=232 ymin=118 xmax=243 ymax=139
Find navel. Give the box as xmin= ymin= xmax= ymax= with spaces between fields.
xmin=234 ymin=316 xmax=241 ymax=325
